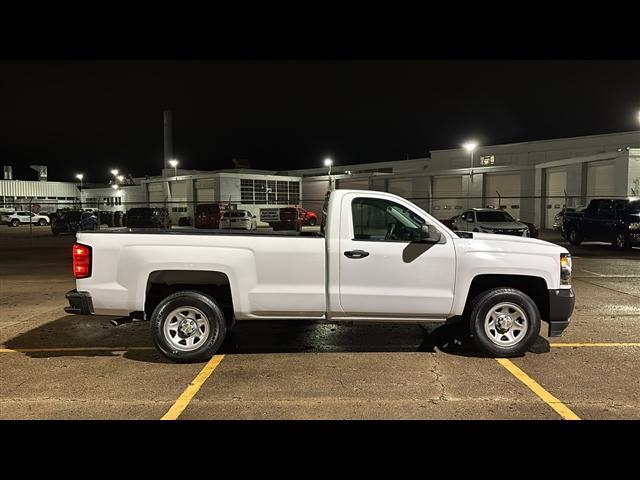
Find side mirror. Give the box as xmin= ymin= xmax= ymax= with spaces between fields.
xmin=420 ymin=225 xmax=442 ymax=244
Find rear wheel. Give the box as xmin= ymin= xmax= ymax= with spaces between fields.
xmin=151 ymin=290 xmax=227 ymax=363
xmin=308 ymin=217 xmax=317 ymax=226
xmin=567 ymin=228 xmax=583 ymax=245
xmin=468 ymin=288 xmax=541 ymax=357
xmin=38 ymin=218 xmax=47 ymax=226
xmin=11 ymin=219 xmax=19 ymax=227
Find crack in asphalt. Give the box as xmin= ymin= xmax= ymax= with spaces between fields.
xmin=429 ymin=357 xmax=447 ymax=403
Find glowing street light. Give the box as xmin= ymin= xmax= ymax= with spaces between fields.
xmin=324 ymin=157 xmax=333 ymax=175
xmin=169 ymin=158 xmax=179 ymax=177
xmin=117 ymin=175 xmax=124 ymax=182
xmin=75 ymin=173 xmax=84 ymax=189
xmin=111 ymin=169 xmax=119 ymax=176
xmin=111 ymin=184 xmax=119 ymax=190
xmin=463 ymin=141 xmax=478 ymax=179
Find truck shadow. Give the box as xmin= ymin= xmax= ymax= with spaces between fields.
xmin=3 ymin=316 xmax=550 ymax=363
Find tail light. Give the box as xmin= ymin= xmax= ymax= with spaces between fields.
xmin=73 ymin=243 xmax=92 ymax=279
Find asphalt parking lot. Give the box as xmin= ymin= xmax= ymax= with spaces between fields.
xmin=1 ymin=225 xmax=639 ymax=419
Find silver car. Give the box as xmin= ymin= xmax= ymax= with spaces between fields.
xmin=219 ymin=210 xmax=257 ymax=230
xmin=453 ymin=208 xmax=529 ymax=237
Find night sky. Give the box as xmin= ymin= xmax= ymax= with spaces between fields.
xmin=1 ymin=60 xmax=639 ymax=183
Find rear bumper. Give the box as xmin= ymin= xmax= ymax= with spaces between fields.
xmin=547 ymin=289 xmax=575 ymax=337
xmin=64 ymin=289 xmax=94 ymax=315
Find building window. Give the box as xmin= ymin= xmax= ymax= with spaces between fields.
xmin=276 ymin=181 xmax=288 ymax=204
xmin=267 ymin=180 xmax=276 ymax=204
xmin=241 ymin=179 xmax=254 ymax=204
xmin=254 ymin=180 xmax=267 ymax=204
xmin=289 ymin=181 xmax=300 ymax=204
xmin=480 ymin=155 xmax=495 ymax=166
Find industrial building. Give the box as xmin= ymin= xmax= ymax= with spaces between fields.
xmin=288 ymin=130 xmax=640 ymax=228
xmin=2 ymin=130 xmax=639 ymax=229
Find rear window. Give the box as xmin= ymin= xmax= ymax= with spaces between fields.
xmin=128 ymin=208 xmax=152 ymax=215
xmin=63 ymin=211 xmax=82 ymax=221
xmin=227 ymin=211 xmax=247 ymax=218
xmin=196 ymin=204 xmax=221 ymax=214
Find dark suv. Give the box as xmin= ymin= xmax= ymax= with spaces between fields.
xmin=125 ymin=208 xmax=172 ymax=229
xmin=563 ymin=198 xmax=640 ymax=249
xmin=51 ymin=210 xmax=98 ymax=235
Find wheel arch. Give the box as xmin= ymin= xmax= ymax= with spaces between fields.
xmin=144 ymin=270 xmax=235 ymax=327
xmin=463 ymin=274 xmax=549 ymax=322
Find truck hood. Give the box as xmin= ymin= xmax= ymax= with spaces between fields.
xmin=477 ymin=221 xmax=527 ymax=230
xmin=458 ymin=231 xmax=564 ymax=250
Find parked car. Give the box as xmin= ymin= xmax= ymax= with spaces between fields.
xmin=443 ymin=213 xmax=538 ymax=238
xmin=125 ymin=208 xmax=171 ymax=229
xmin=552 ymin=207 xmax=586 ymax=233
xmin=219 ymin=210 xmax=257 ymax=230
xmin=51 ymin=210 xmax=97 ymax=235
xmin=195 ymin=204 xmax=225 ymax=229
xmin=267 ymin=207 xmax=318 ymax=231
xmin=2 ymin=211 xmax=51 ymax=227
xmin=453 ymin=208 xmax=530 ymax=237
xmin=65 ymin=189 xmax=574 ymax=362
xmin=563 ymin=198 xmax=640 ymax=249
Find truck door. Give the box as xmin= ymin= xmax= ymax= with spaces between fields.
xmin=593 ymin=200 xmax=616 ymax=240
xmin=338 ymin=193 xmax=456 ymax=317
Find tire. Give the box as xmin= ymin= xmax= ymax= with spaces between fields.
xmin=308 ymin=217 xmax=317 ymax=226
xmin=567 ymin=228 xmax=583 ymax=245
xmin=11 ymin=219 xmax=19 ymax=227
xmin=613 ymin=231 xmax=631 ymax=250
xmin=151 ymin=290 xmax=227 ymax=363
xmin=38 ymin=219 xmax=47 ymax=226
xmin=468 ymin=288 xmax=541 ymax=357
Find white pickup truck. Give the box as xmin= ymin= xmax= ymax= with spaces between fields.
xmin=65 ymin=189 xmax=575 ymax=362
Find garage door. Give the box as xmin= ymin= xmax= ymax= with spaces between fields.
xmin=337 ymin=178 xmax=370 ymax=190
xmin=432 ymin=176 xmax=462 ymax=219
xmin=545 ymin=168 xmax=567 ymax=229
xmin=170 ymin=180 xmax=187 ymax=199
xmin=484 ymin=174 xmax=521 ymax=221
xmin=587 ymin=160 xmax=616 ymax=200
xmin=148 ymin=183 xmax=165 ymax=207
xmin=388 ymin=178 xmax=413 ymax=200
xmin=196 ymin=179 xmax=215 ymax=203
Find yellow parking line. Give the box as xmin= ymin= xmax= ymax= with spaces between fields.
xmin=496 ymin=359 xmax=581 ymax=420
xmin=161 ymin=355 xmax=225 ymax=420
xmin=550 ymin=343 xmax=640 ymax=348
xmin=0 ymin=347 xmax=155 ymax=353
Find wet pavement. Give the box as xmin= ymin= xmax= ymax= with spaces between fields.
xmin=1 ymin=225 xmax=639 ymax=419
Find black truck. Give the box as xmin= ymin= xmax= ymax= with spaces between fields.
xmin=563 ymin=198 xmax=640 ymax=249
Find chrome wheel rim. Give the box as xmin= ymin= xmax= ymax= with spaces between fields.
xmin=569 ymin=230 xmax=576 ymax=241
xmin=163 ymin=306 xmax=212 ymax=352
xmin=484 ymin=302 xmax=528 ymax=347
xmin=617 ymin=234 xmax=626 ymax=248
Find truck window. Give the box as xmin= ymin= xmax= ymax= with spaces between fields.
xmin=352 ymin=197 xmax=424 ymax=241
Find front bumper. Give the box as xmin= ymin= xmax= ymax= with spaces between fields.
xmin=64 ymin=289 xmax=94 ymax=315
xmin=547 ymin=289 xmax=575 ymax=337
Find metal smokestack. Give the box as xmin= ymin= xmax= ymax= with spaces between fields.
xmin=163 ymin=110 xmax=173 ymax=170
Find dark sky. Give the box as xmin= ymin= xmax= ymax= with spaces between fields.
xmin=1 ymin=60 xmax=639 ymax=182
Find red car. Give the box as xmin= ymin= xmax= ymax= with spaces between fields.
xmin=270 ymin=207 xmax=318 ymax=231
xmin=195 ymin=204 xmax=225 ymax=229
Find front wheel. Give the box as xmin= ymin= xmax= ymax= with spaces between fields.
xmin=151 ymin=290 xmax=227 ymax=363
xmin=308 ymin=217 xmax=317 ymax=226
xmin=613 ymin=231 xmax=631 ymax=250
xmin=468 ymin=288 xmax=541 ymax=357
xmin=38 ymin=219 xmax=47 ymax=226
xmin=11 ymin=219 xmax=20 ymax=227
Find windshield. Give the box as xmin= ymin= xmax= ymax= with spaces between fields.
xmin=476 ymin=211 xmax=515 ymax=223
xmin=63 ymin=212 xmax=82 ymax=221
xmin=629 ymin=200 xmax=640 ymax=212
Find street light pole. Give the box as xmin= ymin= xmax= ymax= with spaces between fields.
xmin=463 ymin=141 xmax=478 ymax=209
xmin=76 ymin=173 xmax=84 ymax=208
xmin=324 ymin=157 xmax=333 ymax=191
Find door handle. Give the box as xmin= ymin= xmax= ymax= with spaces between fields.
xmin=344 ymin=249 xmax=370 ymax=259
